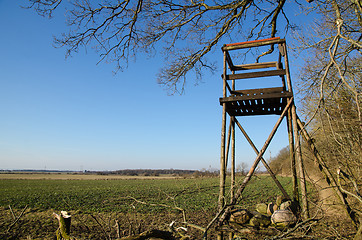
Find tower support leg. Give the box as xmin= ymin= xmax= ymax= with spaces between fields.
xmin=292 ymin=104 xmax=310 ymax=219
xmin=287 ymin=107 xmax=299 ymax=202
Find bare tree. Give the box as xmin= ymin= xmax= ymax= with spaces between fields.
xmin=294 ymin=0 xmax=361 ymax=232
xmin=236 ymin=162 xmax=248 ymax=176
xmin=294 ymin=0 xmax=361 ymax=183
xmin=26 ymin=0 xmax=302 ymax=94
xmin=295 ymin=0 xmax=361 ymax=126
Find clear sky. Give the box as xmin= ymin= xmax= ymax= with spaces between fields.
xmin=0 ymin=1 xmax=308 ymax=171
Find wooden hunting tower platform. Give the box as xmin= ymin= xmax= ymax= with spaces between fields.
xmin=216 ymin=37 xmax=309 ymax=239
xmin=220 ymin=38 xmax=293 ymax=116
xmin=210 ymin=37 xmax=358 ymax=240
xmin=212 ymin=37 xmax=355 ymax=240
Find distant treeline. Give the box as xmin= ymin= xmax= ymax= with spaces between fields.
xmin=0 ymin=169 xmax=72 ymax=173
xmin=87 ymin=169 xmax=212 ymax=176
xmin=0 ymin=168 xmax=219 ymax=177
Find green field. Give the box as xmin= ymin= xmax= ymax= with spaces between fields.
xmin=0 ymin=175 xmax=296 ymax=239
xmin=0 ymin=175 xmax=294 ymax=212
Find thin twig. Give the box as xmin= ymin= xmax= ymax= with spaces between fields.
xmin=115 ymin=219 xmax=121 ymax=239
xmin=90 ymin=214 xmax=111 ymax=240
xmin=8 ymin=205 xmax=16 ymax=220
xmin=265 ymin=216 xmax=320 ymax=240
xmin=337 ymin=169 xmax=362 ymax=204
xmin=7 ymin=205 xmax=28 ymax=232
xmin=126 ymin=196 xmax=186 ymax=216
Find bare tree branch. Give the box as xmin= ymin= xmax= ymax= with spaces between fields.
xmin=26 ymin=0 xmax=297 ymax=94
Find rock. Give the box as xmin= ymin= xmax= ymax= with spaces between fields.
xmin=271 ymin=210 xmax=297 ymax=228
xmin=276 ymin=196 xmax=283 ymax=207
xmin=248 ymin=212 xmax=271 ymax=228
xmin=279 ymin=201 xmax=292 ymax=210
xmin=255 ymin=203 xmax=268 ymax=215
xmin=267 ymin=202 xmax=276 ymax=216
xmin=273 ymin=203 xmax=278 ymax=212
xmin=229 ymin=209 xmax=252 ymax=225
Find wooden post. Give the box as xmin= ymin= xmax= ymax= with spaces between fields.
xmin=292 ymin=104 xmax=309 ymax=219
xmin=282 ymin=42 xmax=309 ymax=219
xmin=230 ymin=77 xmax=236 ymax=203
xmin=228 ymin=79 xmax=236 ymax=240
xmin=230 ymin=117 xmax=235 ymax=201
xmin=218 ymin=50 xmax=228 ymax=240
xmin=227 ymin=117 xmax=235 ymax=240
xmin=281 ymin=43 xmax=298 ymax=204
xmin=287 ymin=107 xmax=299 ymax=202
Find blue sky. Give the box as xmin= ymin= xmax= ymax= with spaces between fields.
xmin=0 ymin=1 xmax=310 ymax=171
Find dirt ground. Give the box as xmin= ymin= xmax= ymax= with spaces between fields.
xmin=307 ymin=170 xmax=346 ymax=216
xmin=0 ymin=205 xmax=358 ymax=240
xmin=0 ymin=207 xmax=217 ymax=240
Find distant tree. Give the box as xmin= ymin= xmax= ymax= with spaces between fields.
xmin=268 ymin=146 xmax=290 ymax=175
xmin=236 ymin=162 xmax=248 ymax=176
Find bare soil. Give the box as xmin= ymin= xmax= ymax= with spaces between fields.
xmin=1 ymin=206 xmax=357 ymax=240
xmin=0 ymin=207 xmax=217 ymax=240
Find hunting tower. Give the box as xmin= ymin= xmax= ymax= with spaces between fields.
xmin=216 ymin=37 xmax=308 ymax=238
xmin=212 ymin=37 xmax=357 ymax=239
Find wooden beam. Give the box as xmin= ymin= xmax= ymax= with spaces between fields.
xmin=225 ymin=69 xmax=286 ymax=80
xmin=225 ymin=81 xmax=234 ymax=95
xmin=232 ymin=62 xmax=277 ymax=71
xmin=222 ymin=37 xmax=285 ymax=51
xmin=225 ymin=51 xmax=234 ymax=71
xmin=229 ymin=108 xmax=286 ymax=116
xmin=232 ymin=87 xmax=285 ymax=95
xmin=220 ymin=91 xmax=292 ymax=103
xmin=281 ymin=42 xmax=294 ymax=95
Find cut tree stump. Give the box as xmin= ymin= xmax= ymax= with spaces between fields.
xmin=54 ymin=211 xmax=72 ymax=240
